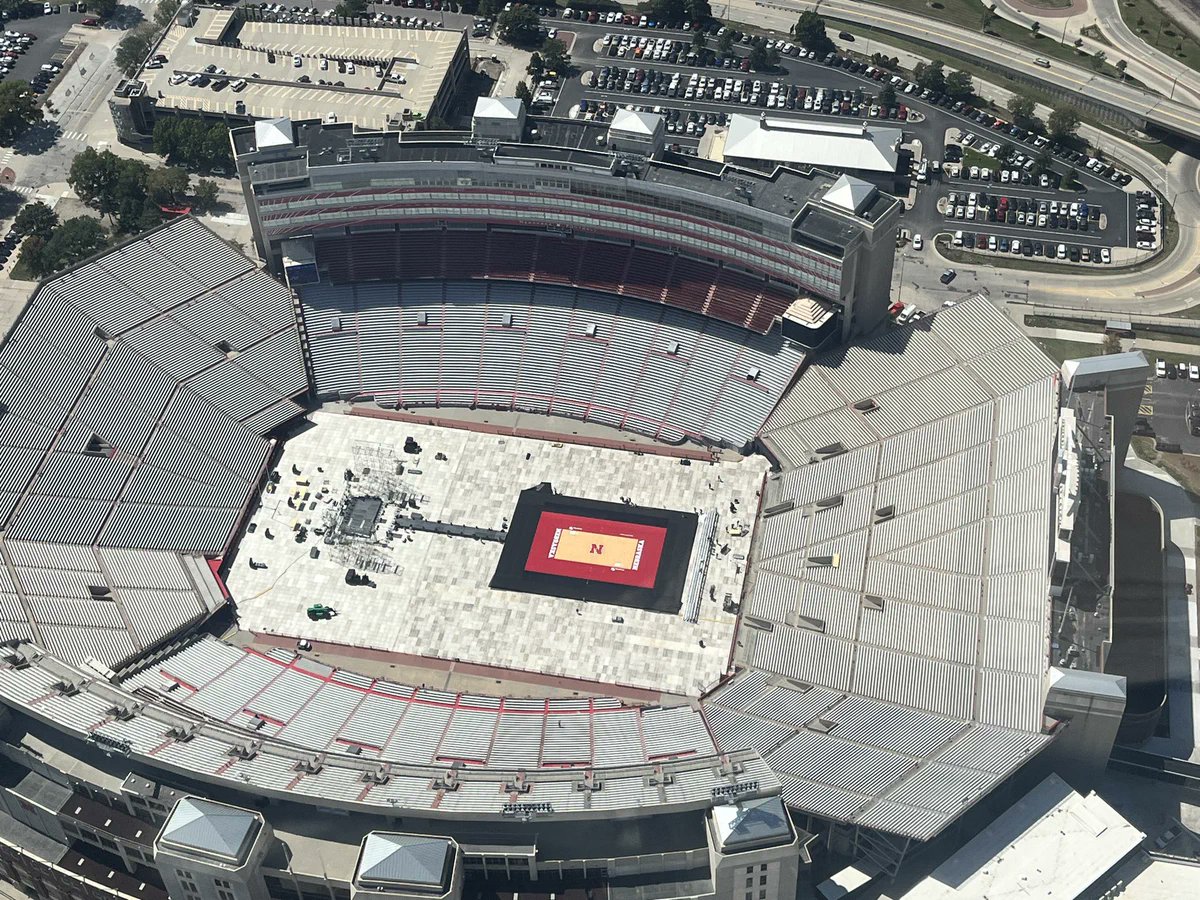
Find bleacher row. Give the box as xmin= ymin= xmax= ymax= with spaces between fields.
xmin=0 ymin=218 xmax=308 ymax=553
xmin=299 ymin=279 xmax=806 ymax=448
xmin=313 ymin=231 xmax=797 ymax=335
xmin=123 ymin=637 xmax=717 ymax=769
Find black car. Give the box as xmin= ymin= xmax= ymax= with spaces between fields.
xmin=940 ymin=268 xmax=957 ymax=284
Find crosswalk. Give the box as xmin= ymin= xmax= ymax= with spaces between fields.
xmin=58 ymin=130 xmax=87 ymax=144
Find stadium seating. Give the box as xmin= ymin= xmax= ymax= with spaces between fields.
xmin=298 ymin=280 xmax=805 ymax=448
xmin=124 ymin=637 xmax=718 ymax=770
xmin=315 ymin=232 xmax=798 ymax=334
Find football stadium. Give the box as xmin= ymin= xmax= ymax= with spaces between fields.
xmin=0 ymin=107 xmax=1129 ymax=900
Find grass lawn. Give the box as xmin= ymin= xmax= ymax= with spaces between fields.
xmin=1025 ymin=314 xmax=1105 ymax=332
xmin=1132 ymin=437 xmax=1200 ymax=501
xmin=1033 ymin=338 xmax=1105 ymax=362
xmin=858 ymin=0 xmax=1124 ymax=75
xmin=1117 ymin=0 xmax=1200 ymax=77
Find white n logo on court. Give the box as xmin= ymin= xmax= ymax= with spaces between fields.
xmin=590 ymin=543 xmax=605 ymax=555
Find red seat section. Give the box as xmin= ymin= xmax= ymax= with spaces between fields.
xmin=621 ymin=248 xmax=672 ymax=304
xmin=663 ymin=257 xmax=715 ymax=317
xmin=487 ymin=232 xmax=537 ymax=281
xmin=534 ymin=235 xmax=582 ymax=284
xmin=314 ymin=233 xmax=796 ymax=334
xmin=443 ymin=231 xmax=490 ymax=279
xmin=577 ymin=241 xmax=632 ymax=293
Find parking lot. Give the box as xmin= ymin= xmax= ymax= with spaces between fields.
xmin=0 ymin=6 xmax=82 ymax=86
xmin=546 ymin=16 xmax=1143 ymax=265
xmin=1143 ymin=367 xmax=1200 ymax=453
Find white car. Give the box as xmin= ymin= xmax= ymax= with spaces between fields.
xmin=1156 ymin=359 xmax=1168 ymax=378
xmin=1191 ymin=363 xmax=1200 ymax=381
xmin=1100 ymin=248 xmax=1111 ymax=264
xmin=912 ymin=233 xmax=923 ymax=250
xmin=293 ymin=54 xmax=302 ymax=67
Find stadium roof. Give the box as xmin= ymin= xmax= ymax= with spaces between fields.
xmin=356 ymin=833 xmax=453 ymax=889
xmin=723 ymin=114 xmax=902 ymax=173
xmin=473 ymin=96 xmax=523 ymax=121
xmin=824 ymin=174 xmax=877 ymax=215
xmin=711 ymin=796 xmax=793 ymax=852
xmin=898 ymin=774 xmax=1143 ymax=899
xmin=158 ymin=798 xmax=260 ymax=863
xmin=611 ymin=108 xmax=662 ymax=138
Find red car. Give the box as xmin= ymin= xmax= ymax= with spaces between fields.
xmin=80 ymin=16 xmax=98 ymax=25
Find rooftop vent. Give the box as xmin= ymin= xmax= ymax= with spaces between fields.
xmin=746 ymin=367 xmax=761 ymax=381
xmin=786 ymin=612 xmax=826 ymax=633
xmin=862 ymin=595 xmax=886 ymax=611
xmin=584 ymin=322 xmax=597 ymax=337
xmin=854 ymin=398 xmax=879 ymax=412
xmin=806 ymin=718 xmax=837 ymax=734
xmin=763 ymin=499 xmax=795 ymax=517
xmin=166 ymin=723 xmax=198 ymax=742
xmin=214 ymin=340 xmax=235 ymax=357
xmin=805 ymin=554 xmax=840 ymax=568
xmin=94 ymin=326 xmax=113 ymax=341
xmin=362 ymin=764 xmax=391 ymax=785
xmin=815 ymin=495 xmax=844 ymax=510
xmin=814 ymin=442 xmax=847 ymax=460
xmin=228 ymin=741 xmax=261 ymax=760
xmin=294 ymin=753 xmax=325 ymax=774
xmin=874 ymin=505 xmax=896 ymax=524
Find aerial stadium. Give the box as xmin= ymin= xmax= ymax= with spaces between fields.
xmin=0 ymin=105 xmax=1127 ymax=900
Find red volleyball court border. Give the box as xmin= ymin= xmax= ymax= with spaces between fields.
xmin=524 ymin=511 xmax=667 ymax=589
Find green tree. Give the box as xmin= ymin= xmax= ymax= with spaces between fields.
xmin=334 ymin=0 xmax=369 ymax=17
xmin=1007 ymin=93 xmax=1036 ymax=127
xmin=526 ymin=51 xmax=543 ymax=78
xmin=1048 ymin=105 xmax=1081 ymax=141
xmin=68 ymin=148 xmax=122 ymax=218
xmin=115 ymin=25 xmax=157 ymax=77
xmin=541 ymin=38 xmax=570 ymax=73
xmin=152 ymin=119 xmax=234 ymax=173
xmin=1102 ymin=332 xmax=1122 ymax=354
xmin=980 ymin=10 xmax=995 ymax=31
xmin=14 ymin=235 xmax=46 ymax=278
xmin=145 ymin=166 xmax=190 ymax=206
xmin=794 ymin=10 xmax=833 ymax=55
xmin=192 ymin=178 xmax=220 ymax=213
xmin=477 ymin=0 xmax=497 ymax=17
xmin=1116 ymin=59 xmax=1128 ymax=78
xmin=1136 ymin=15 xmax=1145 ymax=32
xmin=913 ymin=60 xmax=945 ymax=94
xmin=1090 ymin=50 xmax=1107 ymax=70
xmin=945 ymin=70 xmax=974 ymax=101
xmin=1030 ymin=21 xmax=1040 ymax=36
xmin=688 ymin=0 xmax=712 ymax=23
xmin=514 ymin=80 xmax=532 ymax=107
xmin=90 ymin=0 xmax=117 ymax=18
xmin=718 ymin=30 xmax=735 ymax=54
xmin=748 ymin=43 xmax=778 ymax=71
xmin=497 ymin=6 xmax=541 ymax=46
xmin=0 ymin=81 xmax=43 ymax=144
xmin=1027 ymin=148 xmax=1051 ymax=177
xmin=34 ymin=217 xmax=108 ymax=276
xmin=13 ymin=201 xmax=58 ymax=239
xmin=154 ymin=0 xmax=183 ymax=28
xmin=879 ymin=84 xmax=896 ymax=108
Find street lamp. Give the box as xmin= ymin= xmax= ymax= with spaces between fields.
xmin=1061 ymin=15 xmax=1071 ymax=45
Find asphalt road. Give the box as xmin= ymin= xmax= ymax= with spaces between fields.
xmin=724 ymin=0 xmax=1200 ymax=141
